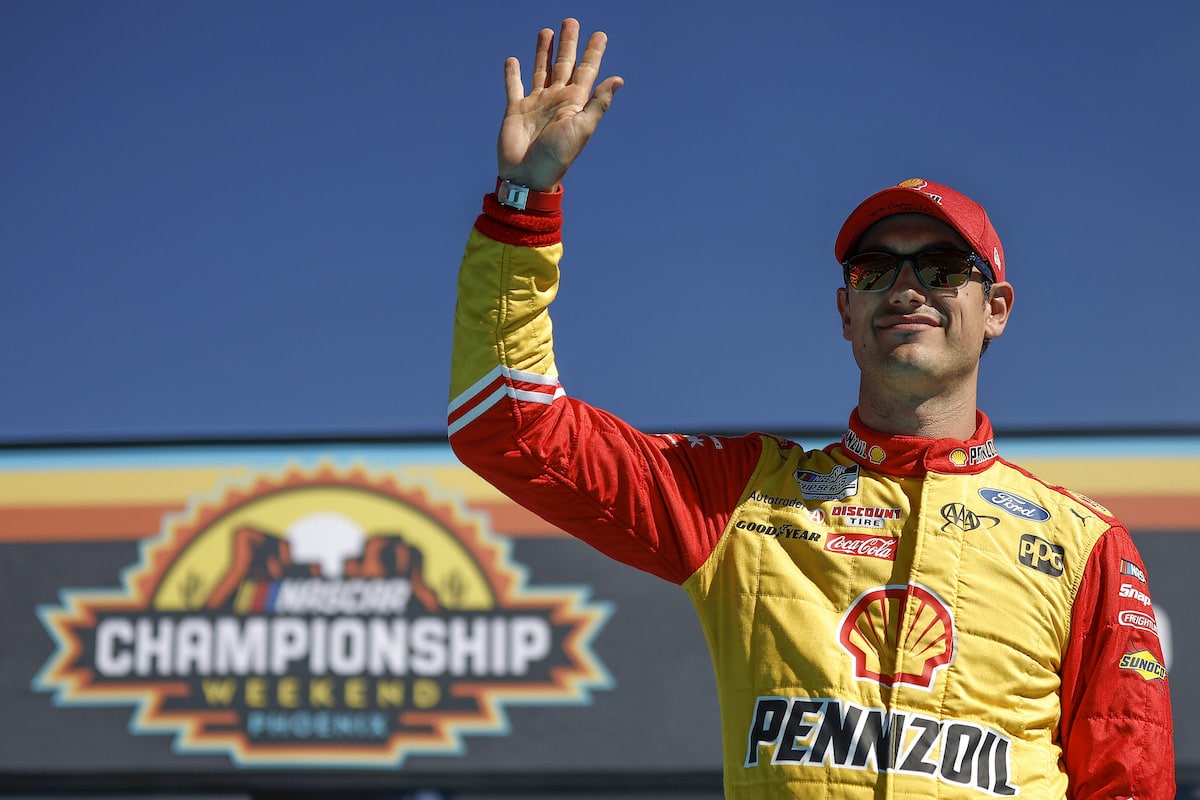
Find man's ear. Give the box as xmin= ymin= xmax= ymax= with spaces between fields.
xmin=985 ymin=281 xmax=1014 ymax=339
xmin=836 ymin=286 xmax=852 ymax=341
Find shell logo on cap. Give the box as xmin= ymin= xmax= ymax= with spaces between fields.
xmin=897 ymin=178 xmax=928 ymax=189
xmin=838 ymin=584 xmax=956 ymax=691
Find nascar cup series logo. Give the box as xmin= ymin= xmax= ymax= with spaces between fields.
xmin=33 ymin=463 xmax=612 ymax=767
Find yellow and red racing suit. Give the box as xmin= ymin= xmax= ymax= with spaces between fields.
xmin=448 ymin=189 xmax=1175 ymax=799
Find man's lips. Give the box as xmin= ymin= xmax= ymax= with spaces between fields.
xmin=877 ymin=312 xmax=942 ymax=331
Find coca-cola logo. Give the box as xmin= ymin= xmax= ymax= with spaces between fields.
xmin=824 ymin=534 xmax=897 ymax=561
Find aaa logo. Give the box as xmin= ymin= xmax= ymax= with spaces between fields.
xmin=34 ymin=463 xmax=612 ymax=767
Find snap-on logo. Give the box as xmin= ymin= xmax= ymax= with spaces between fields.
xmin=978 ymin=488 xmax=1050 ymax=522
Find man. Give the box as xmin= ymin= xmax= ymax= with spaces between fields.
xmin=448 ymin=18 xmax=1175 ymax=798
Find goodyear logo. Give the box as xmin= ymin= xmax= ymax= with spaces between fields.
xmin=1118 ymin=649 xmax=1167 ymax=682
xmin=34 ymin=464 xmax=612 ymax=767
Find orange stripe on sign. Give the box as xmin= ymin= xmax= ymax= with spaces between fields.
xmin=0 ymin=505 xmax=174 ymax=542
xmin=1093 ymin=494 xmax=1200 ymax=532
xmin=0 ymin=501 xmax=567 ymax=543
xmin=476 ymin=502 xmax=566 ymax=537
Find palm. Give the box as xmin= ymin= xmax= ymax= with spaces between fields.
xmin=497 ymin=20 xmax=622 ymax=192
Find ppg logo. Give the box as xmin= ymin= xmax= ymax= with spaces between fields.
xmin=1018 ymin=534 xmax=1065 ymax=577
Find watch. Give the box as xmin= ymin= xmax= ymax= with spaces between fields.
xmin=495 ymin=178 xmax=561 ymax=212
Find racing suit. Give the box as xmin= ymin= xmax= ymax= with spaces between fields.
xmin=448 ymin=188 xmax=1175 ymax=799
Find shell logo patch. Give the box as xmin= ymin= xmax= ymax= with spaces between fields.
xmin=33 ymin=463 xmax=612 ymax=767
xmin=838 ymin=584 xmax=956 ymax=691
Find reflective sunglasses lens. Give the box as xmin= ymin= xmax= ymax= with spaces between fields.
xmin=914 ymin=251 xmax=974 ymax=288
xmin=846 ymin=254 xmax=898 ymax=291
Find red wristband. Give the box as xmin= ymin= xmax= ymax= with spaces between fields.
xmin=494 ymin=177 xmax=563 ymax=213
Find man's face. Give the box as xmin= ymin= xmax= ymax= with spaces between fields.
xmin=836 ymin=213 xmax=1013 ymax=392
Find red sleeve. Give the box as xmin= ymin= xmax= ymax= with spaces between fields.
xmin=452 ymin=392 xmax=764 ymax=585
xmin=1059 ymin=525 xmax=1175 ymax=799
xmin=449 ymin=185 xmax=766 ymax=584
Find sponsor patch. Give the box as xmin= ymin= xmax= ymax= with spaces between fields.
xmin=829 ymin=505 xmax=903 ymax=529
xmin=948 ymin=440 xmax=997 ymax=468
xmin=1017 ymin=534 xmax=1065 ymax=577
xmin=747 ymin=490 xmax=808 ymax=511
xmin=794 ymin=464 xmax=860 ymax=502
xmin=744 ymin=697 xmax=1017 ymax=796
xmin=1118 ymin=649 xmax=1167 ymax=682
xmin=1066 ymin=490 xmax=1113 ymax=517
xmin=33 ymin=464 xmax=612 ymax=767
xmin=1118 ymin=610 xmax=1159 ymax=636
xmin=824 ymin=534 xmax=897 ymax=561
xmin=735 ymin=519 xmax=820 ymax=541
xmin=978 ymin=489 xmax=1051 ymax=522
xmin=1120 ymin=559 xmax=1147 ymax=583
xmin=1119 ymin=583 xmax=1153 ymax=607
xmin=842 ymin=429 xmax=886 ymax=465
xmin=838 ymin=584 xmax=954 ymax=690
xmin=939 ymin=503 xmax=1000 ymax=532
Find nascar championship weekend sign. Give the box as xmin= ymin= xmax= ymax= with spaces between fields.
xmin=1 ymin=434 xmax=1197 ymax=792
xmin=10 ymin=444 xmax=615 ymax=769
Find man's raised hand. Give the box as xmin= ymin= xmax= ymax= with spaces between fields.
xmin=497 ymin=18 xmax=623 ymax=192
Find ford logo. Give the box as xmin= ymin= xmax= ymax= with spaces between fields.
xmin=978 ymin=488 xmax=1051 ymax=522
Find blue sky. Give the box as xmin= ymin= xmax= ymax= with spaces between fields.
xmin=3 ymin=0 xmax=1198 ymax=443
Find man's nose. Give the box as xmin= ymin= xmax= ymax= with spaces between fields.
xmin=888 ymin=262 xmax=926 ymax=299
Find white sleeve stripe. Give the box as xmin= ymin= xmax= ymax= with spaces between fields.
xmin=448 ymin=364 xmax=504 ymax=415
xmin=447 ymin=367 xmax=566 ymax=437
xmin=447 ymin=384 xmax=508 ymax=437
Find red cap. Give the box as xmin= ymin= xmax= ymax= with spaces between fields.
xmin=834 ymin=178 xmax=1006 ymax=283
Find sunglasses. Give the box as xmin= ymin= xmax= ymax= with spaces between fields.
xmin=842 ymin=249 xmax=990 ymax=292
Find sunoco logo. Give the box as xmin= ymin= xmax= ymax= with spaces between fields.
xmin=33 ymin=464 xmax=612 ymax=767
xmin=1118 ymin=649 xmax=1167 ymax=683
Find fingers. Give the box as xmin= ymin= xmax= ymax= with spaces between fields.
xmin=549 ymin=18 xmax=580 ymax=86
xmin=508 ymin=19 xmax=617 ymax=100
xmin=583 ymin=75 xmax=623 ymax=122
xmin=570 ymin=31 xmax=609 ymax=94
xmin=503 ymin=57 xmax=525 ymax=105
xmin=530 ymin=26 xmax=554 ymax=91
